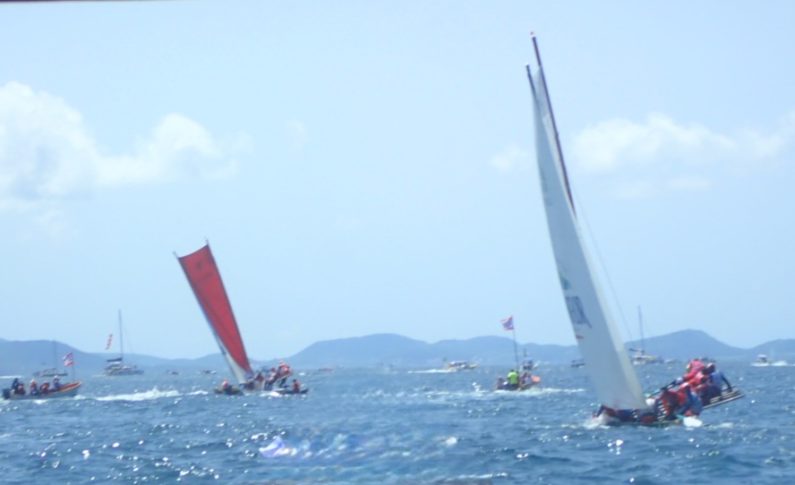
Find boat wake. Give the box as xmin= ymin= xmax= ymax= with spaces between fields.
xmin=260 ymin=391 xmax=286 ymax=398
xmin=682 ymin=416 xmax=703 ymax=428
xmin=580 ymin=413 xmax=704 ymax=429
xmin=416 ymin=386 xmax=585 ymax=403
xmin=407 ymin=369 xmax=456 ymax=374
xmin=490 ymin=387 xmax=585 ymax=398
xmin=93 ymin=387 xmax=181 ymax=402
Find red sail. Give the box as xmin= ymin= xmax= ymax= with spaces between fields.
xmin=177 ymin=244 xmax=252 ymax=380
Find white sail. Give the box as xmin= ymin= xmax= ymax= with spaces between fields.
xmin=527 ymin=38 xmax=647 ymax=410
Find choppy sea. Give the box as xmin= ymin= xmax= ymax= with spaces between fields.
xmin=1 ymin=362 xmax=793 ymax=484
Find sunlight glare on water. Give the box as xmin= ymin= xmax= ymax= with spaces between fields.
xmin=0 ymin=363 xmax=793 ymax=483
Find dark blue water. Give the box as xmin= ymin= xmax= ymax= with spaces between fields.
xmin=1 ymin=362 xmax=793 ymax=484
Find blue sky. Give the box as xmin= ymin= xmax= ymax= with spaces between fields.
xmin=1 ymin=2 xmax=794 ymax=359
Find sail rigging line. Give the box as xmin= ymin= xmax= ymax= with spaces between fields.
xmin=569 ymin=188 xmax=636 ymax=344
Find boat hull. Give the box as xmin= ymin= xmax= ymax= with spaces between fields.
xmin=104 ymin=368 xmax=144 ymax=376
xmin=702 ymin=389 xmax=744 ymax=410
xmin=214 ymin=386 xmax=309 ymax=396
xmin=2 ymin=382 xmax=81 ymax=400
xmin=274 ymin=388 xmax=309 ymax=395
xmin=495 ymin=375 xmax=542 ymax=391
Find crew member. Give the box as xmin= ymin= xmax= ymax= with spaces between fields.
xmin=506 ymin=369 xmax=519 ymax=390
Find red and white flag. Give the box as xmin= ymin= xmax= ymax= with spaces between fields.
xmin=105 ymin=333 xmax=113 ymax=350
xmin=501 ymin=315 xmax=514 ymax=331
xmin=63 ymin=352 xmax=74 ymax=367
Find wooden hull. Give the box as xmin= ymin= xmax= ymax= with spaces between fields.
xmin=702 ymin=389 xmax=744 ymax=410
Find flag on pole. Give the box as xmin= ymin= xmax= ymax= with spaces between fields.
xmin=63 ymin=352 xmax=74 ymax=367
xmin=501 ymin=315 xmax=514 ymax=331
xmin=105 ymin=333 xmax=113 ymax=350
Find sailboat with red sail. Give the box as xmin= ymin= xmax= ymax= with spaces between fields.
xmin=177 ymin=243 xmax=306 ymax=395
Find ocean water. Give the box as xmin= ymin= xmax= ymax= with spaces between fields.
xmin=1 ymin=362 xmax=793 ymax=484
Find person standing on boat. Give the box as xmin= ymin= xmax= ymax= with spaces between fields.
xmin=506 ymin=369 xmax=520 ymax=390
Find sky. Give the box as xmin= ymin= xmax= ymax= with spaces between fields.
xmin=1 ymin=1 xmax=794 ymax=360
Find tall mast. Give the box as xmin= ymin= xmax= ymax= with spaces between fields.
xmin=531 ymin=34 xmax=577 ymax=215
xmin=118 ymin=309 xmax=124 ymax=361
xmin=638 ymin=306 xmax=645 ymax=354
xmin=511 ymin=325 xmax=520 ymax=372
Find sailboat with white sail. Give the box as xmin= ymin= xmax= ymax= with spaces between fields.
xmin=630 ymin=307 xmax=663 ymax=365
xmin=33 ymin=340 xmax=69 ymax=378
xmin=176 ymin=243 xmax=306 ymax=396
xmin=526 ymin=35 xmax=740 ymax=424
xmin=104 ymin=310 xmax=144 ymax=376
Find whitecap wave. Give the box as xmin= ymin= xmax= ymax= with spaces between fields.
xmin=407 ymin=369 xmax=456 ymax=374
xmin=94 ymin=388 xmax=180 ymax=402
xmin=259 ymin=437 xmax=295 ymax=457
xmin=488 ymin=387 xmax=586 ymax=399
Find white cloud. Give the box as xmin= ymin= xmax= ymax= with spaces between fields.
xmin=0 ymin=81 xmax=237 ymax=210
xmin=571 ymin=113 xmax=737 ymax=173
xmin=489 ymin=144 xmax=529 ymax=172
xmin=567 ymin=111 xmax=795 ymax=199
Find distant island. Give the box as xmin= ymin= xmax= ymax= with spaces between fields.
xmin=2 ymin=330 xmax=794 ymax=375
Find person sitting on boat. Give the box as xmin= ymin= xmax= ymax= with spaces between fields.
xmin=505 ymin=369 xmax=520 ymax=390
xmin=277 ymin=362 xmax=292 ymax=387
xmin=39 ymin=382 xmax=50 ymax=394
xmin=657 ymin=386 xmax=681 ymax=421
xmin=14 ymin=381 xmax=25 ymax=395
xmin=265 ymin=367 xmax=278 ymax=385
xmin=292 ymin=379 xmax=301 ymax=393
xmin=675 ymin=382 xmax=702 ymax=417
xmin=10 ymin=378 xmax=21 ymax=393
xmin=52 ymin=377 xmax=61 ymax=391
xmin=220 ymin=379 xmax=232 ymax=393
xmin=699 ymin=363 xmax=732 ymax=404
xmin=29 ymin=379 xmax=39 ymax=397
xmin=254 ymin=371 xmax=266 ymax=390
xmin=683 ymin=359 xmax=705 ymax=384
